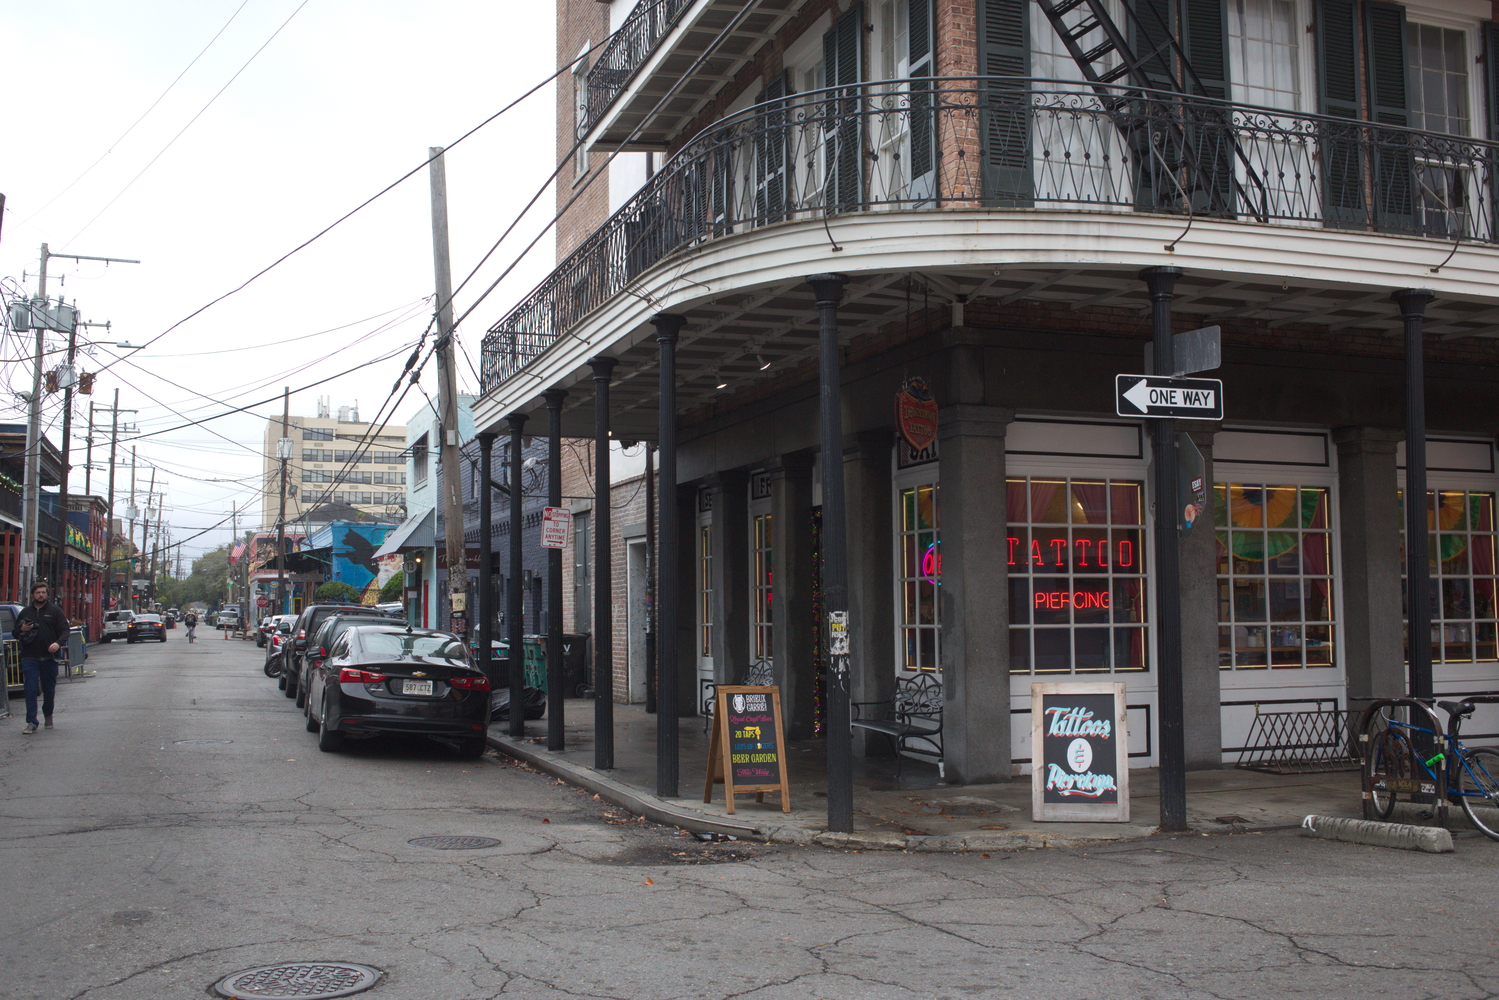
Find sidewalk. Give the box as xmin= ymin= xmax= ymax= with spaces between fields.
xmin=488 ymin=700 xmax=1366 ymax=850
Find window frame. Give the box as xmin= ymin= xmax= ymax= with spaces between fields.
xmin=893 ymin=454 xmax=942 ymax=676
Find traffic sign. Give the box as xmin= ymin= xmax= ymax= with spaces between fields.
xmin=1115 ymin=375 xmax=1223 ymax=419
xmin=256 ymin=595 xmax=270 ymax=608
xmin=541 ymin=506 xmax=571 ymax=549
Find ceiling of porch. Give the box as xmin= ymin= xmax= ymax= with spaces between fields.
xmin=531 ymin=265 xmax=1499 ymax=442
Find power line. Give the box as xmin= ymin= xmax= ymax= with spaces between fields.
xmin=62 ymin=0 xmax=314 ymax=249
xmin=12 ymin=0 xmax=254 ymax=232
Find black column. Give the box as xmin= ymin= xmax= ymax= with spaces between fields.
xmin=544 ymin=389 xmax=568 ymax=751
xmin=1395 ymin=288 xmax=1437 ymax=700
xmin=652 ymin=314 xmax=685 ymax=797
xmin=590 ymin=357 xmax=618 ymax=769
xmin=477 ymin=432 xmax=497 ymax=691
xmin=1140 ymin=266 xmax=1186 ymax=832
xmin=807 ymin=274 xmax=853 ymax=833
xmin=506 ymin=414 xmax=528 ymax=738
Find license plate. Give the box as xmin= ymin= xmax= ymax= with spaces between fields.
xmin=402 ymin=680 xmax=434 ymax=696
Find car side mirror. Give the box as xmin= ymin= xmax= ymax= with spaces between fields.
xmin=294 ymin=638 xmax=308 ymax=649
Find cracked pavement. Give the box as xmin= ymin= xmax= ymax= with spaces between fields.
xmin=2 ymin=638 xmax=1497 ymax=1000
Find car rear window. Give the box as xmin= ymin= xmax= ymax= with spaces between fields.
xmin=360 ymin=632 xmax=469 ymax=661
xmin=0 ymin=608 xmax=14 ymax=633
xmin=136 ymin=615 xmax=162 ymax=623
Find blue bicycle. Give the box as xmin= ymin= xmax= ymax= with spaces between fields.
xmin=1363 ymin=696 xmax=1499 ymax=841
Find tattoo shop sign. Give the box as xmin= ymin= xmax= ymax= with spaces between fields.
xmin=1030 ymin=681 xmax=1130 ymax=823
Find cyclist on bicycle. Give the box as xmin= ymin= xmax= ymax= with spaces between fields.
xmin=184 ymin=610 xmax=198 ymax=644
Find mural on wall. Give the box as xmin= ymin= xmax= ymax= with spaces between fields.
xmin=331 ymin=523 xmax=392 ymax=602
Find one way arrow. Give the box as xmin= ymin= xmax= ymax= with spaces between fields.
xmin=1114 ymin=374 xmax=1224 ymax=420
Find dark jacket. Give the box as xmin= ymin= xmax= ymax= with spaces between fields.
xmin=17 ymin=601 xmax=69 ymax=658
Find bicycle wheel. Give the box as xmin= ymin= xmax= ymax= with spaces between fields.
xmin=1367 ymin=727 xmax=1416 ymax=819
xmin=1457 ymin=747 xmax=1499 ymax=841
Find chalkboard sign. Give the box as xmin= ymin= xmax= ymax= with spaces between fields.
xmin=1030 ymin=681 xmax=1130 ymax=823
xmin=702 ymin=685 xmax=790 ymax=814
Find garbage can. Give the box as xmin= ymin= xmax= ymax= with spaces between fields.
xmin=522 ymin=636 xmax=546 ymax=689
xmin=560 ymin=633 xmax=590 ymax=697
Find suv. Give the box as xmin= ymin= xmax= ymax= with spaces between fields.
xmin=102 ymin=610 xmax=134 ymax=643
xmin=276 ymin=604 xmax=399 ymax=700
xmin=0 ymin=603 xmax=24 ymax=642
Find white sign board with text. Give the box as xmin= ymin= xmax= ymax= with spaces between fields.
xmin=541 ymin=506 xmax=572 ymax=549
xmin=1031 ymin=681 xmax=1130 ymax=823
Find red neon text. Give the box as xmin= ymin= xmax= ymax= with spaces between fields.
xmin=1034 ymin=590 xmax=1111 ymax=610
xmin=1009 ymin=537 xmax=1134 ymax=569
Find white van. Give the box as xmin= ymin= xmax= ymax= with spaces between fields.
xmin=102 ymin=610 xmax=134 ymax=643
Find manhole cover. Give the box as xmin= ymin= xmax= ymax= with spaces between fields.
xmin=213 ymin=962 xmax=380 ymax=999
xmin=174 ymin=739 xmax=233 ymax=745
xmin=407 ymin=835 xmax=501 ymax=850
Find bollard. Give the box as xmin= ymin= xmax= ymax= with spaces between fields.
xmin=1300 ymin=814 xmax=1453 ymax=853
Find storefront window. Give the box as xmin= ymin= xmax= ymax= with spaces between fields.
xmin=1008 ymin=478 xmax=1148 ymax=674
xmin=753 ymin=514 xmax=773 ymax=660
xmin=700 ymin=523 xmax=713 ymax=657
xmin=898 ymin=483 xmax=940 ymax=673
xmin=1400 ymin=490 xmax=1498 ymax=663
xmin=1215 ymin=484 xmax=1336 ymax=669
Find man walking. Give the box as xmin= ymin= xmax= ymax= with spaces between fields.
xmin=16 ymin=580 xmax=68 ymax=734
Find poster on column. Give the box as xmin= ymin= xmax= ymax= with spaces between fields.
xmin=1030 ymin=681 xmax=1130 ymax=823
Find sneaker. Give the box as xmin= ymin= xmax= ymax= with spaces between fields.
xmin=43 ymin=718 xmax=53 ymax=730
xmin=22 ymin=723 xmax=37 ymax=734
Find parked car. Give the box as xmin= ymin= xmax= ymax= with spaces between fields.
xmin=264 ymin=618 xmax=294 ymax=672
xmin=304 ymin=625 xmax=489 ymax=757
xmin=102 ymin=610 xmax=134 ymax=643
xmin=293 ymin=611 xmax=406 ymax=707
xmin=275 ymin=604 xmax=400 ymax=698
xmin=127 ymin=614 xmax=167 ymax=643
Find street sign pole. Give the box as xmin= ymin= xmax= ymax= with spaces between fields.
xmin=1141 ymin=267 xmax=1189 ymax=833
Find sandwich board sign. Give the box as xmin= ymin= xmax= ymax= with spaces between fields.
xmin=704 ymin=685 xmax=791 ymax=813
xmin=1031 ymin=681 xmax=1130 ymax=822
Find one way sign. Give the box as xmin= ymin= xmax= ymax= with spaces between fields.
xmin=1115 ymin=374 xmax=1224 ymax=419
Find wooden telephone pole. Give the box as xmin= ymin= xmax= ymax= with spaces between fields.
xmin=429 ymin=146 xmax=467 ymax=632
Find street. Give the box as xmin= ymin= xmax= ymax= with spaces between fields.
xmin=2 ymin=637 xmax=1497 ymax=1000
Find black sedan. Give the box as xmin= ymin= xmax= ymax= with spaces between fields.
xmin=127 ymin=614 xmax=167 ymax=643
xmin=304 ymin=625 xmax=490 ymax=758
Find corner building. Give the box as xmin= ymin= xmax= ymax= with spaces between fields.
xmin=474 ymin=0 xmax=1499 ymax=783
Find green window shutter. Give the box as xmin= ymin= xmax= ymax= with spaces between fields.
xmin=1314 ymin=0 xmax=1366 ymax=227
xmin=978 ymin=0 xmax=1032 ymax=206
xmin=1129 ymin=0 xmax=1177 ymax=93
xmin=822 ymin=4 xmax=864 ymax=211
xmin=907 ymin=0 xmax=936 ymax=196
xmin=1364 ymin=0 xmax=1412 ymax=233
xmin=754 ymin=72 xmax=789 ymax=223
xmin=1180 ymin=0 xmax=1227 ymax=101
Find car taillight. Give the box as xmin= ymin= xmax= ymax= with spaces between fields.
xmin=127 ymin=623 xmax=135 ymax=629
xmin=338 ymin=667 xmax=387 ymax=684
xmin=449 ymin=675 xmax=490 ymax=691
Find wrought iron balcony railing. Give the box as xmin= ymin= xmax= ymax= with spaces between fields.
xmin=584 ymin=0 xmax=695 ymax=134
xmin=484 ymin=79 xmax=1499 ymax=394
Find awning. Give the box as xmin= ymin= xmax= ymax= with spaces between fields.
xmin=278 ymin=546 xmax=332 ymax=574
xmin=374 ymin=508 xmax=434 ymax=558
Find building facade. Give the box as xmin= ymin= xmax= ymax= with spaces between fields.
xmin=260 ymin=399 xmax=408 ymax=532
xmin=474 ymin=0 xmax=1499 ymax=781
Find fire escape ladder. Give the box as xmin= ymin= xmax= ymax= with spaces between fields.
xmin=1035 ymin=0 xmax=1269 ymax=221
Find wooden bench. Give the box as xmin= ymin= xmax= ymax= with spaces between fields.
xmin=702 ymin=659 xmax=774 ymax=732
xmin=851 ymin=673 xmax=943 ymax=779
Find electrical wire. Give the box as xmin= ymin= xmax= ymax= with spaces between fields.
xmin=62 ymin=0 xmax=315 ymax=249
xmin=12 ymin=0 xmax=254 ymax=233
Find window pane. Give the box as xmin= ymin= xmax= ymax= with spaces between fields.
xmin=1074 ymin=628 xmax=1109 ymax=672
xmin=1111 ymin=482 xmax=1143 ymax=525
xmin=1034 ymin=629 xmax=1070 ymax=672
xmin=1270 ymin=625 xmax=1302 ymax=667
xmin=1305 ymin=624 xmax=1333 ymax=666
xmin=1071 ymin=481 xmax=1109 ymax=524
xmin=1235 ymin=625 xmax=1268 ymax=667
xmin=1031 ymin=480 xmax=1069 ymax=523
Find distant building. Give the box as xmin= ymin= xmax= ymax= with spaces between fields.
xmin=260 ymin=397 xmax=407 ymax=532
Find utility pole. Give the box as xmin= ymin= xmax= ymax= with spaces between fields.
xmin=141 ymin=466 xmax=155 ymax=610
xmin=428 ymin=146 xmax=467 ymax=633
xmin=275 ymin=387 xmax=290 ymax=615
xmin=102 ymin=392 xmax=123 ymax=610
xmin=21 ymin=248 xmax=47 ymax=595
xmin=231 ymin=502 xmax=238 ymax=614
xmin=127 ymin=447 xmax=137 ymax=611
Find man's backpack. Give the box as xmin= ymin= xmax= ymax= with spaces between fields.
xmin=185 ymin=613 xmax=197 ymax=626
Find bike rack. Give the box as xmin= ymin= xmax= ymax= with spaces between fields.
xmin=1359 ymin=698 xmax=1448 ymax=824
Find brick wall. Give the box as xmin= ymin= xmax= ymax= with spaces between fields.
xmin=556 ymin=0 xmax=613 ymax=261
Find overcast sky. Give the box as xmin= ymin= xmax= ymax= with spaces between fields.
xmin=1 ymin=0 xmax=558 ymax=564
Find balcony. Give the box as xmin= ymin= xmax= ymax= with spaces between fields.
xmin=583 ymin=0 xmax=803 ymax=149
xmin=485 ymin=79 xmax=1499 ymax=398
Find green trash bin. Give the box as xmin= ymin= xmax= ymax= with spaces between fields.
xmin=522 ymin=636 xmax=546 ymax=691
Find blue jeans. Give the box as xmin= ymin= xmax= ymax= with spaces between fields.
xmin=21 ymin=658 xmax=58 ymax=726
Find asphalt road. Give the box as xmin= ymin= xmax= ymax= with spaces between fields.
xmin=3 ymin=635 xmax=1498 ymax=1000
